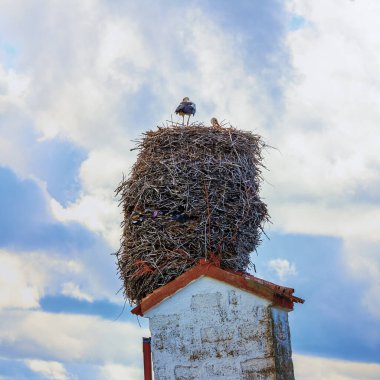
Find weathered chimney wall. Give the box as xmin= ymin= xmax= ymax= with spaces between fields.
xmin=144 ymin=277 xmax=295 ymax=380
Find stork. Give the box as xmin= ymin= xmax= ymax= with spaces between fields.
xmin=175 ymin=97 xmax=196 ymax=125
xmin=211 ymin=117 xmax=221 ymax=128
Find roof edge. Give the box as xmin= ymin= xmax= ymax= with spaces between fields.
xmin=131 ymin=259 xmax=304 ymax=316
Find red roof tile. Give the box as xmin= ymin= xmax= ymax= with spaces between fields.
xmin=131 ymin=259 xmax=304 ymax=316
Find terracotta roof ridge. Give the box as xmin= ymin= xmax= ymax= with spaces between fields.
xmin=208 ymin=262 xmax=298 ymax=298
xmin=131 ymin=259 xmax=304 ymax=316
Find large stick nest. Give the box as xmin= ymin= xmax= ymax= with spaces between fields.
xmin=116 ymin=123 xmax=269 ymax=303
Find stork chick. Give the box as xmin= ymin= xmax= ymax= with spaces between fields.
xmin=211 ymin=117 xmax=221 ymax=128
xmin=175 ymin=97 xmax=196 ymax=125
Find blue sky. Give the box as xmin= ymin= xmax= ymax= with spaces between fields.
xmin=1 ymin=0 xmax=380 ymax=379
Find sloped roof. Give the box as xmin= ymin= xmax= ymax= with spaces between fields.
xmin=131 ymin=259 xmax=304 ymax=316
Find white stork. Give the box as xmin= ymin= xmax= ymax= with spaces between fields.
xmin=175 ymin=97 xmax=196 ymax=125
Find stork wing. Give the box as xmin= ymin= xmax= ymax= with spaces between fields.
xmin=175 ymin=101 xmax=196 ymax=115
xmin=175 ymin=102 xmax=185 ymax=113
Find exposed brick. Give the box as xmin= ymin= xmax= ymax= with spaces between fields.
xmin=240 ymin=357 xmax=276 ymax=380
xmin=152 ymin=328 xmax=181 ymax=352
xmin=174 ymin=365 xmax=200 ymax=380
xmin=155 ymin=366 xmax=170 ymax=380
xmin=251 ymin=306 xmax=269 ymax=320
xmin=150 ymin=314 xmax=180 ymax=330
xmin=239 ymin=319 xmax=272 ymax=340
xmin=200 ymin=326 xmax=233 ymax=343
xmin=205 ymin=363 xmax=239 ymax=376
xmin=191 ymin=292 xmax=221 ymax=310
xmin=239 ymin=322 xmax=260 ymax=340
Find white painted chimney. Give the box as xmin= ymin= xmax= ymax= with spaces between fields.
xmin=132 ymin=260 xmax=303 ymax=380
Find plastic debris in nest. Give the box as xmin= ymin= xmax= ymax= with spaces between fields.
xmin=115 ymin=122 xmax=269 ymax=303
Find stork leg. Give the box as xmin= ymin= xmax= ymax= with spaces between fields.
xmin=187 ymin=114 xmax=191 ymax=126
xmin=182 ymin=115 xmax=184 ymax=125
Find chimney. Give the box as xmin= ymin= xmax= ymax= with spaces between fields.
xmin=132 ymin=260 xmax=303 ymax=380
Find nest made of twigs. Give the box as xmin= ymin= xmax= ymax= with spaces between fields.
xmin=116 ymin=123 xmax=269 ymax=303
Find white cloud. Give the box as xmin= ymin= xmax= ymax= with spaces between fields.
xmin=183 ymin=8 xmax=271 ymax=130
xmin=0 ymin=64 xmax=29 ymax=101
xmin=0 ymin=310 xmax=148 ymax=365
xmin=344 ymin=239 xmax=380 ymax=320
xmin=0 ymin=251 xmax=40 ymax=310
xmin=26 ymin=0 xmax=380 ymax=252
xmin=3 ymin=1 xmax=273 ymax=248
xmin=0 ymin=64 xmax=34 ymax=178
xmin=264 ymin=0 xmax=380 ymax=239
xmin=267 ymin=202 xmax=380 ymax=241
xmin=26 ymin=359 xmax=70 ymax=380
xmin=0 ymin=249 xmax=82 ymax=310
xmin=266 ymin=0 xmax=380 ymax=323
xmin=0 ymin=248 xmax=118 ymax=309
xmin=1 ymin=0 xmax=379 ymax=249
xmin=50 ymin=195 xmax=121 ymax=247
xmin=61 ymin=282 xmax=94 ymax=303
xmin=0 ymin=0 xmax=379 ymax=377
xmin=294 ymin=354 xmax=380 ymax=380
xmin=98 ymin=363 xmax=142 ymax=380
xmin=268 ymin=258 xmax=297 ymax=281
xmin=0 ymin=1 xmax=140 ymax=248
xmin=50 ymin=147 xmax=135 ymax=247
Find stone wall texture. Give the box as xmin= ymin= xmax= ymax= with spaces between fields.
xmin=144 ymin=277 xmax=295 ymax=380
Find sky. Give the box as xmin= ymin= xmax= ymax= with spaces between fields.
xmin=1 ymin=0 xmax=380 ymax=379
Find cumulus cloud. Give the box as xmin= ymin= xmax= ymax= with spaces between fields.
xmin=259 ymin=0 xmax=380 ymax=329
xmin=0 ymin=251 xmax=41 ymax=310
xmin=3 ymin=0 xmax=375 ymax=252
xmin=294 ymin=354 xmax=380 ymax=380
xmin=0 ymin=249 xmax=83 ymax=310
xmin=1 ymin=0 xmax=283 ymax=248
xmin=0 ymin=63 xmax=29 ymax=102
xmin=268 ymin=258 xmax=297 ymax=281
xmin=61 ymin=282 xmax=94 ymax=303
xmin=344 ymin=239 xmax=380 ymax=319
xmin=97 ymin=363 xmax=142 ymax=380
xmin=0 ymin=310 xmax=148 ymax=365
xmin=268 ymin=202 xmax=380 ymax=241
xmin=0 ymin=166 xmax=121 ymax=303
xmin=1 ymin=0 xmax=380 ymax=376
xmin=25 ymin=360 xmax=70 ymax=380
xmin=265 ymin=0 xmax=380 ymax=238
xmin=2 ymin=0 xmax=379 ymax=247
